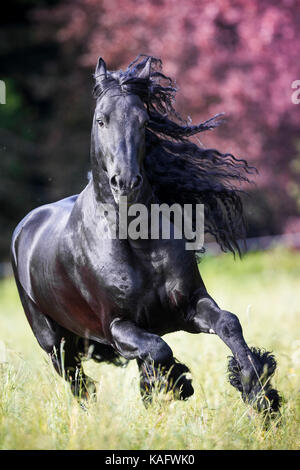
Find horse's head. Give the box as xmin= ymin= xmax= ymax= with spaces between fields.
xmin=91 ymin=57 xmax=151 ymax=204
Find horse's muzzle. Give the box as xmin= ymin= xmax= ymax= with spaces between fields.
xmin=110 ymin=173 xmax=143 ymax=203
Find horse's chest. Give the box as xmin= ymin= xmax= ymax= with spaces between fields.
xmin=101 ymin=246 xmax=195 ymax=327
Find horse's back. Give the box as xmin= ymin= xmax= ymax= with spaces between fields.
xmin=11 ymin=195 xmax=78 ymax=301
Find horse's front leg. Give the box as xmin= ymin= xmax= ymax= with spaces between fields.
xmin=185 ymin=288 xmax=281 ymax=413
xmin=110 ymin=318 xmax=194 ymax=405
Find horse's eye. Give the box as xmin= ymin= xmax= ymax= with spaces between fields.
xmin=97 ymin=119 xmax=104 ymax=127
xmin=143 ymin=120 xmax=149 ymax=128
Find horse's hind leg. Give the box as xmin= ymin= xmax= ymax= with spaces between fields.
xmin=49 ymin=332 xmax=96 ymax=401
xmin=110 ymin=318 xmax=194 ymax=405
xmin=185 ymin=288 xmax=281 ymax=413
xmin=15 ymin=282 xmax=96 ymax=401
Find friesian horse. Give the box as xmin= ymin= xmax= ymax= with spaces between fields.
xmin=11 ymin=55 xmax=280 ymax=412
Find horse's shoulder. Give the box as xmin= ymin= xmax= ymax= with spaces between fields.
xmin=13 ymin=195 xmax=77 ymax=234
xmin=11 ymin=195 xmax=78 ymax=263
xmin=11 ymin=195 xmax=79 ymax=302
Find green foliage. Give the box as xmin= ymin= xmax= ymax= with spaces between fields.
xmin=0 ymin=248 xmax=299 ymax=450
xmin=0 ymin=80 xmax=34 ymax=138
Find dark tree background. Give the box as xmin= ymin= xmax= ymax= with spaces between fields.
xmin=1 ymin=0 xmax=300 ymax=260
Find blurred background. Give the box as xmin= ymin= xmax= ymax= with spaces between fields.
xmin=1 ymin=0 xmax=300 ymax=263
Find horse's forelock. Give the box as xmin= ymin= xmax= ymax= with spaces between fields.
xmin=93 ymin=74 xmax=120 ymax=100
xmin=93 ymin=55 xmax=175 ymax=107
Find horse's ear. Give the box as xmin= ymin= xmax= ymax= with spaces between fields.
xmin=137 ymin=57 xmax=152 ymax=79
xmin=94 ymin=57 xmax=107 ymax=79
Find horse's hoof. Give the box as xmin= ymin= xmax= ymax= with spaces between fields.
xmin=168 ymin=360 xmax=194 ymax=400
xmin=228 ymin=347 xmax=281 ymax=413
xmin=139 ymin=359 xmax=194 ymax=405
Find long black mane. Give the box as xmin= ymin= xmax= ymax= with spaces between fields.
xmin=93 ymin=55 xmax=256 ymax=255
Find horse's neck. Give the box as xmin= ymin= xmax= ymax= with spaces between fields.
xmin=75 ymin=179 xmax=177 ymax=262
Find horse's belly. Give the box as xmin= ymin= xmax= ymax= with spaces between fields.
xmin=42 ymin=294 xmax=112 ymax=344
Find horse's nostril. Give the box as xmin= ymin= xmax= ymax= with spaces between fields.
xmin=132 ymin=174 xmax=143 ymax=189
xmin=110 ymin=175 xmax=118 ymax=189
xmin=110 ymin=174 xmax=142 ymax=192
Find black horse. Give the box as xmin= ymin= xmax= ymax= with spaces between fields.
xmin=11 ymin=55 xmax=280 ymax=412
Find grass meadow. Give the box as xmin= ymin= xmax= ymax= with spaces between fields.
xmin=0 ymin=247 xmax=299 ymax=450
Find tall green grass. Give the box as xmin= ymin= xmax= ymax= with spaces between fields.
xmin=0 ymin=247 xmax=299 ymax=449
